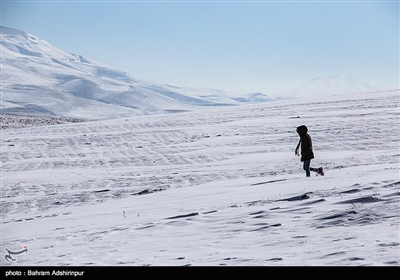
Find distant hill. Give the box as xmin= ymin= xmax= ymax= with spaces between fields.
xmin=0 ymin=26 xmax=274 ymax=120
xmin=288 ymin=74 xmax=386 ymax=98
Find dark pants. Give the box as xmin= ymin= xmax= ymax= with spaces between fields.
xmin=303 ymin=160 xmax=318 ymax=177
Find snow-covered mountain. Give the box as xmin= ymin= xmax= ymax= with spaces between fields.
xmin=1 ymin=26 xmax=390 ymax=120
xmin=289 ymin=74 xmax=386 ymax=98
xmin=0 ymin=26 xmax=273 ymax=120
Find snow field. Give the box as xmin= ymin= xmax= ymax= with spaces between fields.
xmin=1 ymin=90 xmax=399 ymax=266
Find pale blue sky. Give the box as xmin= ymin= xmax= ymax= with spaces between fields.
xmin=1 ymin=0 xmax=399 ymax=95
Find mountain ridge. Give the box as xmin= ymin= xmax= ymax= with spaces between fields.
xmin=1 ymin=26 xmax=390 ymax=120
xmin=288 ymin=73 xmax=387 ymax=97
xmin=2 ymin=26 xmax=273 ymax=120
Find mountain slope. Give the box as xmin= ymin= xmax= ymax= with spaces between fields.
xmin=2 ymin=26 xmax=264 ymax=120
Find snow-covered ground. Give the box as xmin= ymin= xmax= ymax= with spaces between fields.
xmin=1 ymin=90 xmax=399 ymax=267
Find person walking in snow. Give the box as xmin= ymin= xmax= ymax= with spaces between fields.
xmin=295 ymin=125 xmax=324 ymax=177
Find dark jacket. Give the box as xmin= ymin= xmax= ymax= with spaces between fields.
xmin=297 ymin=125 xmax=314 ymax=162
